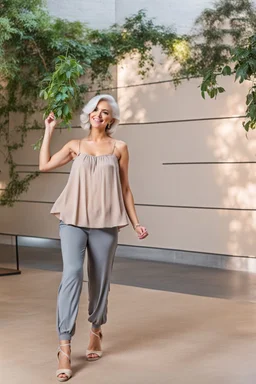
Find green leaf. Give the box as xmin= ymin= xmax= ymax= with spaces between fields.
xmin=55 ymin=93 xmax=62 ymax=102
xmin=248 ymin=104 xmax=256 ymax=118
xmin=61 ymin=93 xmax=68 ymax=100
xmin=63 ymin=104 xmax=69 ymax=116
xmin=201 ymin=82 xmax=208 ymax=92
xmin=222 ymin=66 xmax=231 ymax=76
xmin=246 ymin=93 xmax=253 ymax=105
xmin=57 ymin=108 xmax=62 ymax=117
xmin=209 ymin=89 xmax=215 ymax=98
xmin=235 ymin=65 xmax=249 ymax=83
xmin=69 ymin=87 xmax=74 ymax=96
xmin=32 ymin=136 xmax=43 ymax=151
xmin=218 ymin=87 xmax=225 ymax=93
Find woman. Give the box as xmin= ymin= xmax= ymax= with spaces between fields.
xmin=39 ymin=94 xmax=149 ymax=382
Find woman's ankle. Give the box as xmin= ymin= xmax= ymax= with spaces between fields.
xmin=91 ymin=327 xmax=101 ymax=333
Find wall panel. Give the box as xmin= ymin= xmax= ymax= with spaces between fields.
xmin=0 ymin=203 xmax=255 ymax=257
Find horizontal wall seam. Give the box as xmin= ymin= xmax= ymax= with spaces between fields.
xmin=69 ymin=115 xmax=246 ymax=128
xmin=162 ymin=161 xmax=256 ymax=165
xmin=86 ymin=75 xmax=198 ymax=92
xmin=11 ymin=200 xmax=256 ymax=211
xmin=119 ymin=115 xmax=246 ymax=126
xmin=17 ymin=171 xmax=69 ymax=174
xmin=26 ymin=115 xmax=246 ymax=131
xmin=118 ymin=243 xmax=255 ymax=260
xmin=16 ymin=160 xmax=256 ymax=169
xmin=135 ymin=203 xmax=256 ymax=211
xmin=0 ymin=232 xmax=254 ymax=259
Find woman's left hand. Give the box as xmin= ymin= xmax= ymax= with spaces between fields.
xmin=135 ymin=226 xmax=149 ymax=240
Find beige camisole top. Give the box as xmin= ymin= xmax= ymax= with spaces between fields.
xmin=50 ymin=140 xmax=129 ymax=229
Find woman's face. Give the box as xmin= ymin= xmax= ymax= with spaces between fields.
xmin=89 ymin=100 xmax=113 ymax=130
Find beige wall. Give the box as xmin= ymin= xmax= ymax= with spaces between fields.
xmin=1 ymin=1 xmax=256 ymax=260
xmin=46 ymin=0 xmax=116 ymax=29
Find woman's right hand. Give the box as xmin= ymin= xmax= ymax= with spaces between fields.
xmin=45 ymin=112 xmax=57 ymax=134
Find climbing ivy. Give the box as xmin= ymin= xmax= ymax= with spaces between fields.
xmin=178 ymin=0 xmax=256 ymax=131
xmin=0 ymin=2 xmax=177 ymax=206
xmin=1 ymin=0 xmax=256 ymax=206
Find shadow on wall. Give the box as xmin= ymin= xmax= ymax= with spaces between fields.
xmin=0 ymin=151 xmax=8 ymax=194
xmin=116 ymin=48 xmax=256 ymax=258
xmin=209 ymin=120 xmax=256 ymax=257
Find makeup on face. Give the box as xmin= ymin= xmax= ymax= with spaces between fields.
xmin=90 ymin=101 xmax=113 ymax=127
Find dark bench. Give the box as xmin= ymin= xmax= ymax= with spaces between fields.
xmin=0 ymin=232 xmax=20 ymax=276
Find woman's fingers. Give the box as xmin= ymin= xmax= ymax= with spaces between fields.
xmin=45 ymin=112 xmax=55 ymax=122
xmin=48 ymin=112 xmax=55 ymax=121
xmin=45 ymin=112 xmax=57 ymax=131
xmin=135 ymin=226 xmax=148 ymax=238
xmin=137 ymin=226 xmax=148 ymax=239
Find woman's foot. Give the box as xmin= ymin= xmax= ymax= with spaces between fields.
xmin=86 ymin=328 xmax=103 ymax=360
xmin=56 ymin=342 xmax=72 ymax=381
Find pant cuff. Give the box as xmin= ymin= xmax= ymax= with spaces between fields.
xmin=91 ymin=323 xmax=102 ymax=329
xmin=59 ymin=332 xmax=72 ymax=340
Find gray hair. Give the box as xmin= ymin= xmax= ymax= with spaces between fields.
xmin=80 ymin=94 xmax=120 ymax=135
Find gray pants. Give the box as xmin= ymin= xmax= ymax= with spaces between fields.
xmin=57 ymin=220 xmax=118 ymax=340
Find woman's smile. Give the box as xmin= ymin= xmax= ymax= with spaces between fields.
xmin=93 ymin=117 xmax=103 ymax=123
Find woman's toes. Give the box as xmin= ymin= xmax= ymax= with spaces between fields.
xmin=88 ymin=353 xmax=97 ymax=359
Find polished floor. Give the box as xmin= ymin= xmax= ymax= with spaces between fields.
xmin=1 ymin=243 xmax=256 ymax=301
xmin=1 ymin=245 xmax=256 ymax=383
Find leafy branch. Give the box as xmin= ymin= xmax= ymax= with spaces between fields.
xmin=0 ymin=1 xmax=179 ymax=206
xmin=2 ymin=0 xmax=256 ymax=207
xmin=33 ymin=55 xmax=85 ymax=150
xmin=180 ymin=0 xmax=256 ymax=132
xmin=199 ymin=34 xmax=256 ymax=131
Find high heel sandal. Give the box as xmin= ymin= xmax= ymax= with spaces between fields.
xmin=56 ymin=343 xmax=72 ymax=382
xmin=86 ymin=330 xmax=103 ymax=361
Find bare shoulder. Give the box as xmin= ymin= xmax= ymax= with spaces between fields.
xmin=61 ymin=139 xmax=80 ymax=160
xmin=115 ymin=139 xmax=128 ymax=153
xmin=65 ymin=139 xmax=79 ymax=153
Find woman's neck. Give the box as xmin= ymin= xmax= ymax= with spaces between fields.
xmin=87 ymin=130 xmax=111 ymax=142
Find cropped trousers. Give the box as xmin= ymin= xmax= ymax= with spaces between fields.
xmin=57 ymin=220 xmax=118 ymax=340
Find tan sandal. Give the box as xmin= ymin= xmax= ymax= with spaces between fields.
xmin=56 ymin=343 xmax=72 ymax=382
xmin=86 ymin=330 xmax=103 ymax=361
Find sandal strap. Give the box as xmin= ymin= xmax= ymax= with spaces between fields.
xmin=57 ymin=343 xmax=71 ymax=361
xmin=86 ymin=349 xmax=103 ymax=358
xmin=91 ymin=330 xmax=102 ymax=339
xmin=56 ymin=368 xmax=72 ymax=379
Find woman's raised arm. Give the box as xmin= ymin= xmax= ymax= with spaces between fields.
xmin=39 ymin=112 xmax=77 ymax=172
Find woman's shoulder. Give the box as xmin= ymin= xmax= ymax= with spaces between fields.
xmin=66 ymin=139 xmax=80 ymax=147
xmin=115 ymin=139 xmax=128 ymax=150
xmin=64 ymin=139 xmax=80 ymax=158
xmin=114 ymin=140 xmax=128 ymax=160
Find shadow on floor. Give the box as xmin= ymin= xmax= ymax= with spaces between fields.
xmin=1 ymin=244 xmax=256 ymax=302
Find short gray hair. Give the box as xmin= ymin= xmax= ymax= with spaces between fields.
xmin=80 ymin=94 xmax=120 ymax=135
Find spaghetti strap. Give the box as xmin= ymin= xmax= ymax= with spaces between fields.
xmin=77 ymin=139 xmax=81 ymax=156
xmin=111 ymin=140 xmax=116 ymax=155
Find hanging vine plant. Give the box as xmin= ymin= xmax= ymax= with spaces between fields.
xmin=0 ymin=1 xmax=178 ymax=207
xmin=177 ymin=0 xmax=256 ymax=132
xmin=33 ymin=55 xmax=85 ymax=150
xmin=1 ymin=0 xmax=256 ymax=206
